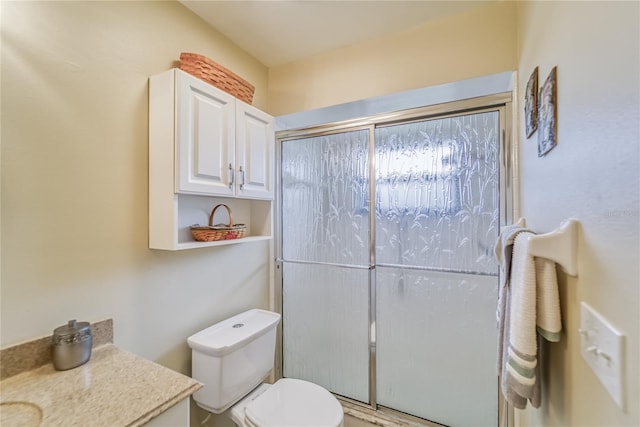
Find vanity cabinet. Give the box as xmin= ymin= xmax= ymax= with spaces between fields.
xmin=144 ymin=398 xmax=189 ymax=426
xmin=149 ymin=69 xmax=273 ymax=250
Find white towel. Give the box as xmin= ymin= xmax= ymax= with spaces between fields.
xmin=494 ymin=224 xmax=530 ymax=329
xmin=535 ymin=257 xmax=562 ymax=342
xmin=495 ymin=229 xmax=533 ymax=409
xmin=496 ymin=230 xmax=562 ymax=409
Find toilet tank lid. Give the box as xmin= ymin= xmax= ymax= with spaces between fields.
xmin=187 ymin=309 xmax=281 ymax=356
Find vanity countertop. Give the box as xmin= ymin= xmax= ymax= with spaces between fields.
xmin=0 ymin=343 xmax=202 ymax=426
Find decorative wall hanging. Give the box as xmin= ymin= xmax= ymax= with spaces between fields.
xmin=524 ymin=67 xmax=538 ymax=138
xmin=538 ymin=67 xmax=557 ymax=157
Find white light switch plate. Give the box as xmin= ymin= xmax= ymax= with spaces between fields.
xmin=580 ymin=302 xmax=625 ymax=410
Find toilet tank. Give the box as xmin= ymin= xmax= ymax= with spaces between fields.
xmin=187 ymin=309 xmax=281 ymax=414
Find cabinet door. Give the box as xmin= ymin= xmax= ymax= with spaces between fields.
xmin=235 ymin=101 xmax=274 ymax=200
xmin=176 ymin=71 xmax=235 ymax=196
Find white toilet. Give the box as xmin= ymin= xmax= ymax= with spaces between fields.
xmin=187 ymin=309 xmax=344 ymax=427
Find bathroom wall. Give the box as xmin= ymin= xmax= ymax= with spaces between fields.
xmin=515 ymin=2 xmax=639 ymax=426
xmin=1 ymin=3 xmax=269 ymax=425
xmin=3 ymin=1 xmax=638 ymax=427
xmin=268 ymin=1 xmax=517 ymax=115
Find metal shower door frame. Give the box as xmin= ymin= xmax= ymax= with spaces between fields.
xmin=274 ymin=92 xmax=515 ymax=426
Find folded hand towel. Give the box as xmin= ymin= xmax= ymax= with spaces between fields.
xmin=505 ymin=232 xmax=538 ymax=407
xmin=535 ymin=257 xmax=562 ymax=342
xmin=494 ymin=224 xmax=530 ymax=375
xmin=496 ymin=230 xmax=562 ymax=409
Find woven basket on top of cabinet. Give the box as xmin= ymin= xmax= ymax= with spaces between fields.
xmin=179 ymin=52 xmax=255 ymax=104
xmin=190 ymin=204 xmax=247 ymax=242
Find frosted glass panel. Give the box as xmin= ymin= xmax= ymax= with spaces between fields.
xmin=376 ymin=267 xmax=498 ymax=426
xmin=282 ymin=130 xmax=369 ymax=266
xmin=282 ymin=262 xmax=369 ymax=403
xmin=281 ymin=108 xmax=504 ymax=424
xmin=375 ymin=112 xmax=500 ymax=274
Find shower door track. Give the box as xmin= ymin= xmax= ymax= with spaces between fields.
xmin=341 ymin=398 xmax=450 ymax=427
xmin=275 ymin=93 xmax=515 ymax=427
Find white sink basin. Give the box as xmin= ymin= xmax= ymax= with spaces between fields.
xmin=0 ymin=401 xmax=43 ymax=427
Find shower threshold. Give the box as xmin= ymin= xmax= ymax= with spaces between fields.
xmin=340 ymin=398 xmax=447 ymax=427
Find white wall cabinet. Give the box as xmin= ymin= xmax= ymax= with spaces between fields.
xmin=149 ymin=69 xmax=273 ymax=250
xmin=175 ymin=70 xmax=236 ymax=197
xmin=235 ymin=101 xmax=274 ymax=199
xmin=172 ymin=69 xmax=274 ymax=199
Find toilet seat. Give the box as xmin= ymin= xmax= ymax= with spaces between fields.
xmin=244 ymin=378 xmax=343 ymax=427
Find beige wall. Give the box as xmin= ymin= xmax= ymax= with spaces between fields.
xmin=2 ymin=1 xmax=639 ymax=426
xmin=268 ymin=1 xmax=517 ymax=115
xmin=515 ymin=1 xmax=639 ymax=426
xmin=1 ymin=2 xmax=268 ymax=425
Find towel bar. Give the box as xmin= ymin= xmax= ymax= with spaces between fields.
xmin=514 ymin=218 xmax=579 ymax=276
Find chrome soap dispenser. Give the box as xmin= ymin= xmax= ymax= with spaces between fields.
xmin=52 ymin=319 xmax=93 ymax=370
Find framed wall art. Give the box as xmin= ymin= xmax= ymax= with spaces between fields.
xmin=524 ymin=67 xmax=538 ymax=138
xmin=538 ymin=67 xmax=557 ymax=157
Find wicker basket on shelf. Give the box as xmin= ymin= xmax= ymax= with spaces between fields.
xmin=190 ymin=204 xmax=247 ymax=242
xmin=179 ymin=52 xmax=255 ymax=104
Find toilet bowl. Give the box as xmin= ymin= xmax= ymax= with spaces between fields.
xmin=187 ymin=309 xmax=344 ymax=427
xmin=228 ymin=379 xmax=343 ymax=427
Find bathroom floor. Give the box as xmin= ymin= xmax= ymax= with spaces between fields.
xmin=345 ymin=415 xmax=377 ymax=427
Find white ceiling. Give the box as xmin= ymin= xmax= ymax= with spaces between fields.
xmin=179 ymin=1 xmax=494 ymax=67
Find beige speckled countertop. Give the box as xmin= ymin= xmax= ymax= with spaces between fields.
xmin=0 ymin=320 xmax=202 ymax=426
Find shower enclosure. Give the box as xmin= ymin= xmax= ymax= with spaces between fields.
xmin=276 ymin=96 xmax=512 ymax=426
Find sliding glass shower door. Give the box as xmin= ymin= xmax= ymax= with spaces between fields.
xmin=280 ymin=129 xmax=371 ymax=403
xmin=374 ymin=112 xmax=500 ymax=426
xmin=279 ymin=106 xmax=504 ymax=426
